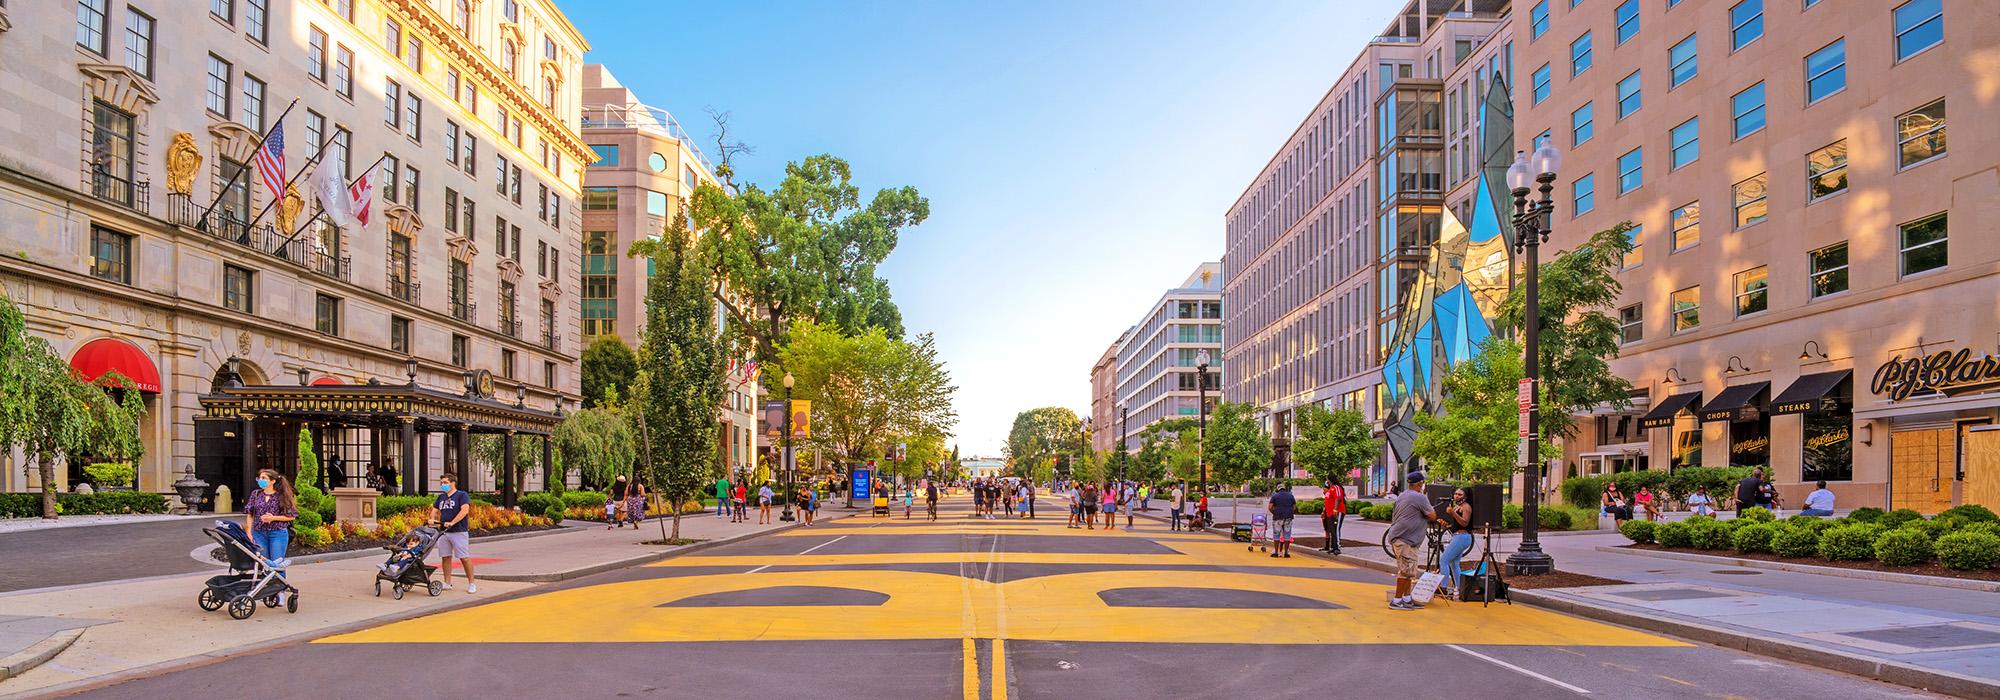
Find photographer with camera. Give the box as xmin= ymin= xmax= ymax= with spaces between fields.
xmin=1386 ymin=471 xmax=1437 ymax=610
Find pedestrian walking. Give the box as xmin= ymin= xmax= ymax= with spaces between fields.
xmin=1139 ymin=482 xmax=1151 ymax=512
xmin=1022 ymin=482 xmax=1035 ymax=519
xmin=430 ymin=473 xmax=477 ymax=594
xmin=1101 ymin=481 xmax=1117 ymax=530
xmin=757 ymin=482 xmax=775 ymax=524
xmin=1122 ymin=482 xmax=1137 ymax=529
xmin=1321 ymin=479 xmax=1347 ymax=553
xmin=715 ymin=475 xmax=731 ymax=519
xmin=607 ymin=475 xmax=629 ymax=529
xmin=1170 ymin=482 xmax=1186 ymax=531
xmin=1081 ymin=482 xmax=1099 ymax=530
xmin=1386 ymin=471 xmax=1437 ymax=610
xmin=626 ymin=477 xmax=648 ymax=526
xmin=732 ymin=482 xmax=748 ymax=523
xmin=1267 ymin=483 xmax=1297 ymax=557
xmin=904 ymin=486 xmax=914 ymax=519
xmin=926 ymin=480 xmax=940 ymax=521
xmin=1068 ymin=483 xmax=1083 ymax=529
xmin=802 ymin=485 xmax=818 ymax=526
xmin=243 ymin=469 xmax=297 ymax=602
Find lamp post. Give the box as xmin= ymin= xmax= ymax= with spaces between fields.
xmin=1504 ymin=136 xmax=1563 ymax=576
xmin=1118 ymin=404 xmax=1129 ymax=482
xmin=1079 ymin=418 xmax=1091 ymax=482
xmin=780 ymin=372 xmax=797 ymax=522
xmin=1196 ymin=349 xmax=1211 ymax=502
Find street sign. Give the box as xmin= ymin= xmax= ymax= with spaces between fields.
xmin=790 ymin=400 xmax=811 ymax=438
xmin=1518 ymin=407 xmax=1531 ymax=437
xmin=1517 ymin=378 xmax=1534 ymax=406
xmin=1517 ymin=438 xmax=1530 ymax=466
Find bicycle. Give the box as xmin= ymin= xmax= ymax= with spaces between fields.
xmin=1380 ymin=520 xmax=1446 ymax=572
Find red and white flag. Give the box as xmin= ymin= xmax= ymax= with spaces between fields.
xmin=345 ymin=173 xmax=374 ymax=227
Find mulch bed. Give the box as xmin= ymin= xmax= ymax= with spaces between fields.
xmin=1620 ymin=543 xmax=2000 ymax=583
xmin=1504 ymin=570 xmax=1628 ymax=589
xmin=640 ymin=538 xmax=708 ymax=546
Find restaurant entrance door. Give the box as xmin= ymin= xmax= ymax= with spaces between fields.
xmin=1890 ymin=427 xmax=1954 ymax=513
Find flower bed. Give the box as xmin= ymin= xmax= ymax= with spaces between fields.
xmin=286 ymin=503 xmax=559 ymax=557
xmin=1617 ymin=505 xmax=2000 ymax=582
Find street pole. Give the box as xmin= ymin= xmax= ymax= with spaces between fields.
xmin=1505 ymin=138 xmax=1561 ymax=576
xmin=1196 ymin=350 xmax=1211 ymax=503
xmin=1119 ymin=405 xmax=1128 ymax=482
xmin=780 ymin=372 xmax=796 ymax=522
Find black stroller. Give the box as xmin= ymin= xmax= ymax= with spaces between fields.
xmin=199 ymin=520 xmax=300 ymax=619
xmin=373 ymin=525 xmax=444 ymax=600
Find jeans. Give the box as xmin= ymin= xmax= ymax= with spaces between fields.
xmin=1170 ymin=507 xmax=1183 ymax=530
xmin=718 ymin=499 xmax=729 ymax=517
xmin=1440 ymin=532 xmax=1474 ymax=591
xmin=253 ymin=528 xmax=290 ymax=579
xmin=1799 ymin=508 xmax=1835 ymax=517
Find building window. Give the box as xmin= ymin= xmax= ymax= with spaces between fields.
xmin=1809 ymin=241 xmax=1848 ymax=298
xmin=305 ymin=111 xmax=323 ymax=158
xmin=1573 ymin=173 xmax=1595 ymax=215
xmin=1619 ymin=304 xmax=1643 ymax=344
xmin=1669 ymin=33 xmax=1697 ymax=87
xmin=1734 ymin=266 xmax=1768 ymax=317
xmin=501 ymin=40 xmax=518 ymax=79
xmin=540 ymin=298 xmax=556 ymax=347
xmin=1530 ymin=0 xmax=1548 ymax=39
xmin=403 ymin=166 xmax=419 ymax=212
xmin=583 ymin=187 xmax=617 ymax=210
xmin=77 ymin=0 xmax=109 ymax=54
xmin=335 ymin=0 xmax=352 ymax=21
xmin=583 ymin=231 xmax=617 ymax=337
xmin=1669 ymin=118 xmax=1699 ymax=169
xmin=1570 ymin=32 xmax=1592 ymax=77
xmin=543 ymin=361 xmax=556 ymax=388
xmin=90 ymin=101 xmax=135 ymax=205
xmin=211 ymin=0 xmax=233 ymax=24
xmin=1617 ymin=148 xmax=1643 ymax=194
xmin=1671 ymin=286 xmax=1700 ymax=332
xmin=499 ymin=280 xmax=518 ymax=336
xmin=590 ymin=144 xmax=619 ymax=166
xmin=1571 ymin=103 xmax=1593 ymax=146
xmin=335 ymin=45 xmax=354 ymax=98
xmin=451 ymin=334 xmax=468 ymax=367
xmin=543 ymin=36 xmax=557 ymax=61
xmin=404 ymin=96 xmax=422 ymax=141
xmin=1622 ymin=225 xmax=1643 ymax=269
xmin=1671 ymin=202 xmax=1699 ymax=250
xmin=452 ymin=0 xmax=470 ymax=34
xmin=1531 ymin=64 xmax=1550 ymax=104
xmin=308 ymin=27 xmax=327 ymax=81
xmin=1730 ymin=0 xmax=1763 ymax=51
xmin=384 ymin=79 xmax=401 ymax=127
xmin=218 ymin=159 xmax=252 ymax=225
xmin=462 ymin=136 xmax=476 ymax=175
xmin=89 ymin=227 xmax=132 ymax=284
xmin=450 ymin=258 xmax=472 ymax=320
xmin=122 ymin=10 xmax=154 ymax=78
xmin=245 ymin=0 xmax=267 ymax=43
xmin=542 ymin=78 xmax=556 ymax=110
xmin=1733 ymin=173 xmax=1767 ymax=227
xmin=503 ymin=0 xmax=517 ymax=22
xmin=444 ymin=189 xmax=459 ymax=232
xmin=460 ymin=198 xmax=475 ymax=239
xmin=1894 ymin=0 xmax=1943 ymax=61
xmin=206 ymin=54 xmax=232 ymax=116
xmin=223 ymin=264 xmax=254 ymax=312
xmin=1897 ymin=99 xmax=1945 ymax=168
xmin=389 ymin=232 xmax=414 ymax=299
xmin=1731 ymin=82 xmax=1766 ymax=139
xmin=241 ymin=75 xmax=266 ymax=132
xmin=509 ymin=164 xmax=522 ymax=204
xmin=405 ymin=37 xmax=422 ymax=72
xmin=501 ymin=349 xmax=515 ymax=379
xmin=1899 ymin=213 xmax=1948 ymax=277
xmin=314 ymin=294 xmax=342 ymax=336
xmin=1614 ymin=0 xmax=1639 ymax=44
xmin=1806 ymin=140 xmax=1848 ymax=201
xmin=332 ymin=127 xmax=351 ymax=177
xmin=383 ymin=18 xmax=401 ymax=56
xmin=1616 ymin=71 xmax=1641 ymax=118
xmin=445 ymin=122 xmax=461 ymax=165
xmin=1806 ymin=40 xmax=1846 ymax=104
xmin=391 ymin=316 xmax=411 ymax=353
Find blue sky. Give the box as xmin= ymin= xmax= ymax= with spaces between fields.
xmin=566 ymin=0 xmax=1402 ymax=456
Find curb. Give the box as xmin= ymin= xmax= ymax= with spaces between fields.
xmin=1593 ymin=545 xmax=2000 ymax=593
xmin=276 ymin=522 xmax=591 ymax=567
xmin=1514 ymin=588 xmax=2000 ymax=700
xmin=478 ymin=513 xmax=835 ymax=582
xmin=0 ymin=629 xmax=84 ymax=683
xmin=0 ymin=513 xmax=835 ymax=700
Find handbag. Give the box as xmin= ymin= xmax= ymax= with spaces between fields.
xmin=1412 ymin=571 xmax=1446 ymax=604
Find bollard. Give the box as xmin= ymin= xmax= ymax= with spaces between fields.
xmin=214 ymin=484 xmax=234 ymax=514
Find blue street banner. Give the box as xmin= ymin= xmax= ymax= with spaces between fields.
xmin=851 ymin=468 xmax=871 ymax=501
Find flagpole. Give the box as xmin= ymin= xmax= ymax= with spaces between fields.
xmin=194 ymin=98 xmax=299 ymax=231
xmin=242 ymin=130 xmax=341 ymax=233
xmin=279 ymin=152 xmax=393 ymax=246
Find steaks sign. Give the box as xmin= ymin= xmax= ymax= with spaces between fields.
xmin=1871 ymin=348 xmax=2000 ymax=401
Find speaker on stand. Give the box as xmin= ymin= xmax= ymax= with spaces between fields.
xmin=1464 ymin=484 xmax=1509 ymax=606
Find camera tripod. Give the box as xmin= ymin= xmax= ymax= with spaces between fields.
xmin=1466 ymin=524 xmax=1510 ymax=607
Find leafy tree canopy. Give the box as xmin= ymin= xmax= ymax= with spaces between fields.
xmin=1205 ymin=402 xmax=1273 ymax=489
xmin=1413 ymin=336 xmax=1561 ymax=484
xmin=580 ymin=336 xmax=638 ymax=409
xmin=1293 ymin=404 xmax=1379 ymax=486
xmin=1498 ymin=223 xmax=1638 ymax=439
xmin=1005 ymin=407 xmax=1082 ymax=479
xmin=779 ymin=321 xmax=957 ymax=466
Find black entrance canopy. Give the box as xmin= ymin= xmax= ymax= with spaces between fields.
xmin=1640 ymin=391 xmax=1702 ymax=429
xmin=1771 ymin=370 xmax=1852 ymax=415
xmin=1699 ymin=382 xmax=1770 ymax=423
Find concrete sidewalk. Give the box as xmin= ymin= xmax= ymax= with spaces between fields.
xmin=0 ymin=508 xmax=836 ymax=698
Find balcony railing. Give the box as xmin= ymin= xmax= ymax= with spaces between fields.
xmin=89 ymin=172 xmax=150 ymax=213
xmin=451 ymin=298 xmax=476 ymax=323
xmin=499 ymin=316 xmax=521 ymax=338
xmin=542 ymin=329 xmax=561 ymax=352
xmin=388 ymin=277 xmax=420 ymax=304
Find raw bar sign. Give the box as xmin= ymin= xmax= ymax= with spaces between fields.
xmin=1872 ymin=348 xmax=2000 ymax=401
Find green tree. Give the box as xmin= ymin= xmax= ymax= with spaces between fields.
xmin=780 ymin=322 xmax=957 ymax=471
xmin=1499 ymin=224 xmax=1639 ymax=440
xmin=472 ymin=433 xmax=543 ymax=501
xmin=1005 ymin=407 xmax=1084 ymax=480
xmin=1292 ymin=405 xmax=1378 ymax=486
xmin=296 ymin=429 xmax=320 ymax=488
xmin=632 ymin=208 xmax=728 ymax=541
xmin=552 ymin=405 xmax=637 ymax=490
xmin=1205 ymin=402 xmax=1273 ymax=490
xmin=580 ymin=336 xmax=638 ymax=409
xmin=1413 ymin=336 xmax=1561 ymax=484
xmin=692 ymin=154 xmax=929 ymax=363
xmin=0 ymin=293 xmax=145 ymax=519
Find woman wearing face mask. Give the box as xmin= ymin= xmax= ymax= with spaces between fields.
xmin=243 ymin=469 xmax=298 ymax=594
xmin=1438 ymin=488 xmax=1475 ymax=597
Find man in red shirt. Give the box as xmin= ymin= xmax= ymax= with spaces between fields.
xmin=1321 ymin=479 xmax=1348 ymax=554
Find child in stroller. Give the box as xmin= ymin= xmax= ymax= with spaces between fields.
xmin=198 ymin=520 xmax=300 ymax=619
xmin=374 ymin=525 xmax=444 ymax=600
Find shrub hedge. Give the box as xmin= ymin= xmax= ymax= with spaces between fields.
xmin=1296 ymin=498 xmax=1324 ymax=516
xmin=1656 ymin=521 xmax=1694 ymax=548
xmin=1846 ymin=507 xmax=1885 ymax=523
xmin=1689 ymin=518 xmax=1733 ymax=550
xmin=1732 ymin=523 xmax=1778 ymax=553
xmin=1941 ymin=504 xmax=1998 ymax=523
xmin=0 ymin=491 xmax=171 ymax=518
xmin=1737 ymin=506 xmax=1775 ymax=523
xmin=1772 ymin=527 xmax=1821 ymax=558
xmin=1880 ymin=509 xmax=1925 ymax=529
xmin=1559 ymin=467 xmax=1754 ymax=509
xmin=1819 ymin=524 xmax=1883 ymax=561
xmin=1619 ymin=519 xmax=1656 ymax=544
xmin=1935 ymin=532 xmax=2000 ymax=571
xmin=1874 ymin=528 xmax=1935 ymax=566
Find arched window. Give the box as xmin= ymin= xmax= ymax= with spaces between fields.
xmin=452 ymin=0 xmax=470 ymax=36
xmin=542 ymin=78 xmax=555 ymax=109
xmin=501 ymin=40 xmax=517 ymax=79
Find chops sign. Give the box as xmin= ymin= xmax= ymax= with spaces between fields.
xmin=1872 ymin=348 xmax=2000 ymax=401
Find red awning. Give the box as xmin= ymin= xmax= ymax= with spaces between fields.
xmin=69 ymin=338 xmax=161 ymax=393
xmin=310 ymin=376 xmax=344 ymax=386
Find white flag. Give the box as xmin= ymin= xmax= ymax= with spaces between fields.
xmin=313 ymin=163 xmax=355 ymax=228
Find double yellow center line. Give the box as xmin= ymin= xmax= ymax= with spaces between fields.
xmin=962 ymin=638 xmax=1007 ymax=700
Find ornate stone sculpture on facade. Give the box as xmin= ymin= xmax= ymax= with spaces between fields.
xmin=277 ymin=184 xmax=304 ymax=232
xmin=166 ymin=133 xmax=201 ymax=196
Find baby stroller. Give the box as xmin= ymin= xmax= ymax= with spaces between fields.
xmin=1246 ymin=513 xmax=1270 ymax=553
xmin=373 ymin=526 xmax=444 ymax=600
xmin=199 ymin=520 xmax=300 ymax=619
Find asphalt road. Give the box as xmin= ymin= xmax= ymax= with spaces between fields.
xmin=59 ymin=499 xmax=1943 ymax=699
xmin=0 ymin=518 xmax=219 ymax=593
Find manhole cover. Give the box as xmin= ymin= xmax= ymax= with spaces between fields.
xmin=1603 ymin=588 xmax=1737 ymax=602
xmin=1709 ymin=569 xmax=1762 ymax=575
xmin=1842 ymin=624 xmax=2000 ymax=650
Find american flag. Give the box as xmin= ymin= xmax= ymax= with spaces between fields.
xmin=252 ymin=118 xmax=285 ymax=201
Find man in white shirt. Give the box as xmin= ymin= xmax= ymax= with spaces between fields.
xmin=1800 ymin=480 xmax=1837 ymax=517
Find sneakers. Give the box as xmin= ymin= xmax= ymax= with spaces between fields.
xmin=466 ymin=583 xmax=478 ymax=594
xmin=441 ymin=581 xmax=453 ymax=591
xmin=1389 ymin=599 xmax=1416 ymax=610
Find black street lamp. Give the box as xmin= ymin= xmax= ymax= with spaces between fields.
xmin=1505 ymin=136 xmax=1563 ymax=576
xmin=1118 ymin=404 xmax=1129 ymax=481
xmin=780 ymin=372 xmax=797 ymax=522
xmin=1079 ymin=417 xmax=1091 ymax=482
xmin=1196 ymin=349 xmax=1211 ymax=502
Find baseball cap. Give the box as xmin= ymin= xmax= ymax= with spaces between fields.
xmin=1405 ymin=471 xmax=1426 ymax=484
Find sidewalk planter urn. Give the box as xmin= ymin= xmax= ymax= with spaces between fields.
xmin=171 ymin=469 xmax=210 ymax=514
xmin=332 ymin=487 xmax=380 ymax=528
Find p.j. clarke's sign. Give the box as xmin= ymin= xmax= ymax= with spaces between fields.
xmin=1872 ymin=348 xmax=2000 ymax=401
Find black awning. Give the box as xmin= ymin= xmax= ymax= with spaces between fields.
xmin=1771 ymin=370 xmax=1852 ymax=415
xmin=1700 ymin=382 xmax=1770 ymax=422
xmin=1640 ymin=391 xmax=1702 ymax=429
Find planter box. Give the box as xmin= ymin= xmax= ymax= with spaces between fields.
xmin=332 ymin=487 xmax=380 ymax=528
